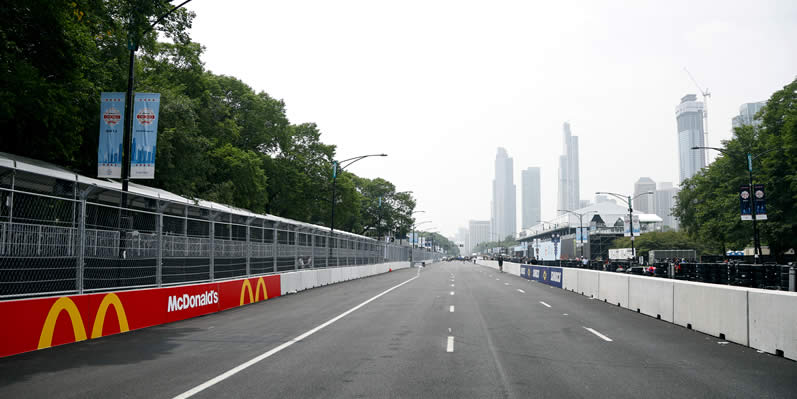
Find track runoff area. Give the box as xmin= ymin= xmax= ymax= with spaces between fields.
xmin=1 ymin=262 xmax=796 ymax=398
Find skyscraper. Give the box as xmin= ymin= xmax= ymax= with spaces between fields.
xmin=676 ymin=94 xmax=706 ymax=183
xmin=732 ymin=102 xmax=766 ymax=129
xmin=469 ymin=220 xmax=491 ymax=251
xmin=655 ymin=182 xmax=680 ymax=230
xmin=491 ymin=148 xmax=516 ymax=240
xmin=521 ymin=167 xmax=541 ymax=230
xmin=557 ymin=122 xmax=580 ymax=214
xmin=456 ymin=227 xmax=470 ymax=255
xmin=633 ymin=177 xmax=656 ymax=214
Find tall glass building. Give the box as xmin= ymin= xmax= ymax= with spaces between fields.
xmin=676 ymin=94 xmax=706 ymax=183
xmin=491 ymin=148 xmax=516 ymax=240
xmin=732 ymin=102 xmax=765 ymax=129
xmin=557 ymin=122 xmax=580 ymax=214
xmin=521 ymin=167 xmax=541 ymax=230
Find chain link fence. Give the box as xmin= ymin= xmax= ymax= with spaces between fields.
xmin=0 ymin=159 xmax=434 ymax=299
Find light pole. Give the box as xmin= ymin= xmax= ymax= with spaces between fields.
xmin=330 ymin=153 xmax=388 ymax=234
xmin=691 ymin=146 xmax=783 ymax=263
xmin=118 ymin=0 xmax=192 ymax=259
xmin=596 ymin=191 xmax=653 ymax=262
xmin=412 ymin=219 xmax=431 ymax=265
xmin=558 ymin=209 xmax=598 ymax=259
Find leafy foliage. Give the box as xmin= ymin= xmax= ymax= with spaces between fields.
xmin=673 ymin=77 xmax=797 ymax=260
xmin=0 ymin=1 xmax=416 ymax=238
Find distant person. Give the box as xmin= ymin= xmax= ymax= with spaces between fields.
xmin=498 ymin=255 xmax=504 ymax=272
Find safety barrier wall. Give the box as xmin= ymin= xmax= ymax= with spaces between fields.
xmin=0 ymin=260 xmax=411 ymax=358
xmin=476 ymin=260 xmax=796 ymax=360
xmin=597 ymin=272 xmax=629 ymax=308
xmin=0 ymin=274 xmax=280 ymax=358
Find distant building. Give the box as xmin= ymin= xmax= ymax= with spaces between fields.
xmin=633 ymin=177 xmax=657 ymax=214
xmin=557 ymin=122 xmax=580 ymax=214
xmin=655 ymin=182 xmax=680 ymax=230
xmin=732 ymin=102 xmax=765 ymax=129
xmin=469 ymin=220 xmax=491 ymax=252
xmin=676 ymin=94 xmax=706 ymax=183
xmin=594 ymin=194 xmax=615 ymax=205
xmin=491 ymin=148 xmax=516 ymax=240
xmin=456 ymin=227 xmax=470 ymax=255
xmin=521 ymin=167 xmax=541 ymax=230
xmin=579 ymin=200 xmax=591 ymax=209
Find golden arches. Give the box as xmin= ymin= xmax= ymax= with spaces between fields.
xmin=38 ymin=297 xmax=87 ymax=349
xmin=90 ymin=293 xmax=130 ymax=339
xmin=239 ymin=278 xmax=269 ymax=306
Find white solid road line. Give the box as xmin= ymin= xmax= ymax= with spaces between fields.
xmin=172 ymin=273 xmax=420 ymax=399
xmin=450 ymin=291 xmax=455 ymax=296
xmin=584 ymin=327 xmax=613 ymax=342
xmin=516 ymin=289 xmax=525 ymax=293
xmin=450 ymin=305 xmax=455 ymax=312
xmin=504 ymin=282 xmax=509 ymax=286
xmin=446 ymin=336 xmax=455 ymax=352
xmin=539 ymin=301 xmax=551 ymax=308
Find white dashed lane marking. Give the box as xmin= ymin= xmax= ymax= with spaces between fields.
xmin=539 ymin=301 xmax=551 ymax=308
xmin=584 ymin=327 xmax=613 ymax=342
xmin=517 ymin=289 xmax=525 ymax=293
xmin=446 ymin=336 xmax=455 ymax=352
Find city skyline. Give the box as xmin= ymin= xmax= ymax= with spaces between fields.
xmin=557 ymin=122 xmax=580 ymax=215
xmin=676 ymin=94 xmax=707 ymax=183
xmin=521 ymin=167 xmax=541 ymax=230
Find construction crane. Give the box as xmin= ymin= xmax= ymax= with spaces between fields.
xmin=684 ymin=67 xmax=711 ymax=163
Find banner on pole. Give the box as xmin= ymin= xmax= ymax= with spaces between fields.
xmin=576 ymin=227 xmax=589 ymax=244
xmin=130 ymin=93 xmax=161 ymax=179
xmin=740 ymin=185 xmax=752 ymax=221
xmin=753 ymin=184 xmax=767 ymax=220
xmin=623 ymin=215 xmax=640 ymax=237
xmin=97 ymin=92 xmax=125 ymax=178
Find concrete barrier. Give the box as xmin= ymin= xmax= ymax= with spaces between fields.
xmin=674 ymin=281 xmax=749 ymax=346
xmin=280 ymin=271 xmax=300 ymax=295
xmin=628 ymin=275 xmax=674 ymax=322
xmin=330 ymin=268 xmax=342 ymax=284
xmin=598 ymin=272 xmax=629 ymax=308
xmin=577 ymin=269 xmax=600 ymax=298
xmin=563 ymin=268 xmax=578 ymax=292
xmin=748 ymin=289 xmax=797 ymax=360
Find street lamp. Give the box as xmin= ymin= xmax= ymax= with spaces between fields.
xmin=691 ymin=146 xmax=783 ymax=263
xmin=330 ymin=153 xmax=388 ymax=234
xmin=596 ymin=191 xmax=654 ymax=262
xmin=558 ymin=209 xmax=598 ymax=259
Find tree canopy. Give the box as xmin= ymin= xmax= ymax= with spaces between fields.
xmin=0 ymin=1 xmax=416 ymax=238
xmin=672 ymin=77 xmax=797 ymax=260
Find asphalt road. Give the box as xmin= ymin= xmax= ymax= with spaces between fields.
xmin=1 ymin=262 xmax=796 ymax=398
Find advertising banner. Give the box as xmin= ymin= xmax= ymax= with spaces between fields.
xmin=520 ymin=265 xmax=563 ymax=288
xmin=740 ymin=185 xmax=752 ymax=221
xmin=130 ymin=93 xmax=161 ymax=179
xmin=753 ymin=184 xmax=767 ymax=220
xmin=623 ymin=215 xmax=640 ymax=237
xmin=0 ymin=275 xmax=280 ymax=358
xmin=576 ymin=227 xmax=589 ymax=244
xmin=97 ymin=92 xmax=125 ymax=178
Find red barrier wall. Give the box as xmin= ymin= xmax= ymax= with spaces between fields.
xmin=0 ymin=275 xmax=280 ymax=358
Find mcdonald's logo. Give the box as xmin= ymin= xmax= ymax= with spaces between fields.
xmin=240 ymin=277 xmax=269 ymax=306
xmin=38 ymin=293 xmax=130 ymax=350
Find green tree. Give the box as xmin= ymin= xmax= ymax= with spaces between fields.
xmin=673 ymin=77 xmax=797 ymax=261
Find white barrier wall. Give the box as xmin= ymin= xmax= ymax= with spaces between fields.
xmin=577 ymin=270 xmax=600 ymax=298
xmin=598 ymin=272 xmax=629 ymax=308
xmin=628 ymin=276 xmax=674 ymax=322
xmin=477 ymin=260 xmax=522 ymax=277
xmin=673 ymin=281 xmax=749 ymax=346
xmin=563 ymin=268 xmax=578 ymax=292
xmin=748 ymin=289 xmax=797 ymax=359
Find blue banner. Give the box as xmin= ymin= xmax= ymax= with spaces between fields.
xmin=753 ymin=184 xmax=767 ymax=220
xmin=97 ymin=92 xmax=125 ymax=178
xmin=740 ymin=185 xmax=752 ymax=221
xmin=520 ymin=265 xmax=563 ymax=288
xmin=130 ymin=93 xmax=161 ymax=179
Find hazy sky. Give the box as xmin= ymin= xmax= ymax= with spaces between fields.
xmin=186 ymin=0 xmax=797 ymax=238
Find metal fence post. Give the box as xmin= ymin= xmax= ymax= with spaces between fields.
xmin=294 ymin=229 xmax=299 ymax=271
xmin=245 ymin=218 xmax=252 ymax=276
xmin=310 ymin=233 xmax=315 ymax=268
xmin=76 ymin=191 xmax=88 ymax=295
xmin=156 ymin=199 xmax=164 ymax=287
xmin=790 ymin=267 xmax=796 ymax=292
xmin=209 ymin=215 xmax=215 ymax=281
xmin=272 ymin=223 xmax=278 ymax=273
